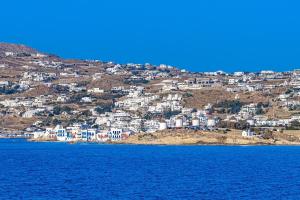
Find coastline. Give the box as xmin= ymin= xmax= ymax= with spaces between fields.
xmin=3 ymin=137 xmax=300 ymax=146
xmin=111 ymin=129 xmax=300 ymax=146
xmin=3 ymin=129 xmax=300 ymax=146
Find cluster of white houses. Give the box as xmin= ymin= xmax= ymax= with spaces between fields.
xmin=4 ymin=49 xmax=300 ymax=141
xmin=32 ymin=111 xmax=220 ymax=142
xmin=32 ymin=124 xmax=131 ymax=142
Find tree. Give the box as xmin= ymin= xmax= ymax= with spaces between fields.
xmin=51 ymin=85 xmax=69 ymax=93
xmin=289 ymin=120 xmax=300 ymax=130
xmin=213 ymin=100 xmax=244 ymax=114
xmin=53 ymin=106 xmax=62 ymax=115
xmin=52 ymin=118 xmax=61 ymax=125
xmin=53 ymin=106 xmax=72 ymax=115
xmin=163 ymin=110 xmax=181 ymax=119
xmin=81 ymin=110 xmax=92 ymax=117
xmin=95 ymin=104 xmax=112 ymax=114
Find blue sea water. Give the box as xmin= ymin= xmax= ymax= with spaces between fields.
xmin=0 ymin=139 xmax=300 ymax=199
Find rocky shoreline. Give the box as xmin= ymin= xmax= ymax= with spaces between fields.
xmin=8 ymin=129 xmax=300 ymax=146
xmin=112 ymin=129 xmax=300 ymax=146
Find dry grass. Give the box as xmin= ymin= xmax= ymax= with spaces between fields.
xmin=114 ymin=129 xmax=271 ymax=145
xmin=184 ymin=88 xmax=235 ymax=109
xmin=88 ymin=75 xmax=126 ymax=90
xmin=114 ymin=128 xmax=300 ymax=145
xmin=0 ymin=116 xmax=36 ymax=130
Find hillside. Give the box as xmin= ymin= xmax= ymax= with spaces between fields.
xmin=0 ymin=42 xmax=300 ymax=145
xmin=0 ymin=43 xmax=39 ymax=56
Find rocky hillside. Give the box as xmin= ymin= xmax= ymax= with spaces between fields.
xmin=0 ymin=43 xmax=39 ymax=56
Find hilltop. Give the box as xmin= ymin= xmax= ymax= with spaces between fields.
xmin=0 ymin=43 xmax=39 ymax=56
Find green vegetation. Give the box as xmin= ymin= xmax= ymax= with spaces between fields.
xmin=0 ymin=85 xmax=20 ymax=94
xmin=53 ymin=106 xmax=72 ymax=115
xmin=217 ymin=120 xmax=249 ymax=130
xmin=213 ymin=100 xmax=244 ymax=114
xmin=95 ymin=104 xmax=112 ymax=114
xmin=287 ymin=120 xmax=300 ymax=130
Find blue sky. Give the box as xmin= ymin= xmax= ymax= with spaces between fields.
xmin=1 ymin=0 xmax=300 ymax=72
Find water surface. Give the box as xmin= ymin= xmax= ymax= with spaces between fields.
xmin=0 ymin=139 xmax=300 ymax=199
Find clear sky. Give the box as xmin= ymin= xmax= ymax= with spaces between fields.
xmin=1 ymin=0 xmax=300 ymax=72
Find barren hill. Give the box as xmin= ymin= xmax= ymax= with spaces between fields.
xmin=0 ymin=42 xmax=39 ymax=56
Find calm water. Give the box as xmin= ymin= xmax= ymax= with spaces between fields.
xmin=0 ymin=139 xmax=300 ymax=199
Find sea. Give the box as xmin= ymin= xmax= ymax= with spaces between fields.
xmin=0 ymin=139 xmax=300 ymax=200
